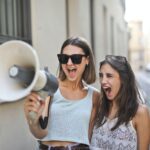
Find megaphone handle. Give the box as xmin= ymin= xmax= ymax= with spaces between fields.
xmin=28 ymin=91 xmax=46 ymax=122
xmin=29 ymin=94 xmax=51 ymax=129
xmin=28 ymin=91 xmax=48 ymax=126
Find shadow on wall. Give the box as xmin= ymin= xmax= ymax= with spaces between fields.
xmin=0 ymin=99 xmax=36 ymax=150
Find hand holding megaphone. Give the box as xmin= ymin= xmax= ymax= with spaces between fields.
xmin=24 ymin=92 xmax=47 ymax=126
xmin=13 ymin=65 xmax=58 ymax=121
xmin=0 ymin=40 xmax=58 ymax=128
xmin=9 ymin=64 xmax=58 ymax=121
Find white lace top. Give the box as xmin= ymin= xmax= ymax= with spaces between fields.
xmin=90 ymin=117 xmax=137 ymax=150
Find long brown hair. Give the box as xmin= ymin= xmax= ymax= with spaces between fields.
xmin=96 ymin=55 xmax=140 ymax=130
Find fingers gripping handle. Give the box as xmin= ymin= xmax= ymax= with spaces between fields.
xmin=28 ymin=90 xmax=49 ymax=128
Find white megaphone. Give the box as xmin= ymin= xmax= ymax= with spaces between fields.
xmin=0 ymin=40 xmax=58 ymax=122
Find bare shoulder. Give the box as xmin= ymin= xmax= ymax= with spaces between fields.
xmin=133 ymin=105 xmax=150 ymax=148
xmin=134 ymin=104 xmax=150 ymax=124
xmin=136 ymin=104 xmax=150 ymax=117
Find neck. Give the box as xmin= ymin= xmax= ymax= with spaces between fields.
xmin=60 ymin=79 xmax=84 ymax=90
xmin=108 ymin=102 xmax=118 ymax=119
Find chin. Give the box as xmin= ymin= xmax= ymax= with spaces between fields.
xmin=107 ymin=97 xmax=114 ymax=101
xmin=68 ymin=77 xmax=77 ymax=82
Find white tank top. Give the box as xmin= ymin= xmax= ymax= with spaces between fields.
xmin=90 ymin=117 xmax=137 ymax=150
xmin=41 ymin=86 xmax=97 ymax=145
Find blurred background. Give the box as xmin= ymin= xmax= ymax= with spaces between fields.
xmin=0 ymin=0 xmax=149 ymax=149
xmin=125 ymin=0 xmax=150 ymax=109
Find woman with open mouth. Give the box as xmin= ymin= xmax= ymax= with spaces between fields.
xmin=90 ymin=55 xmax=150 ymax=150
xmin=24 ymin=36 xmax=100 ymax=150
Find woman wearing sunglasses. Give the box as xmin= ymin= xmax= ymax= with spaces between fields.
xmin=24 ymin=36 xmax=100 ymax=150
xmin=90 ymin=55 xmax=150 ymax=150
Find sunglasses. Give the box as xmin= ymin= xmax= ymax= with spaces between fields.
xmin=105 ymin=55 xmax=127 ymax=63
xmin=57 ymin=54 xmax=87 ymax=64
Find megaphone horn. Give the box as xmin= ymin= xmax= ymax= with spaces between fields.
xmin=0 ymin=40 xmax=58 ymax=103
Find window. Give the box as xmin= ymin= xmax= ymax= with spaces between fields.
xmin=0 ymin=0 xmax=31 ymax=44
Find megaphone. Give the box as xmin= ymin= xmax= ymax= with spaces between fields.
xmin=0 ymin=40 xmax=58 ymax=103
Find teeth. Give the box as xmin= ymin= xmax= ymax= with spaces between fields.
xmin=68 ymin=68 xmax=76 ymax=71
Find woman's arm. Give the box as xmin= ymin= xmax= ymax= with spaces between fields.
xmin=88 ymin=90 xmax=100 ymax=141
xmin=24 ymin=92 xmax=50 ymax=139
xmin=134 ymin=104 xmax=150 ymax=150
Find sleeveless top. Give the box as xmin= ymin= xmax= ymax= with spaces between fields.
xmin=90 ymin=117 xmax=137 ymax=150
xmin=41 ymin=86 xmax=97 ymax=145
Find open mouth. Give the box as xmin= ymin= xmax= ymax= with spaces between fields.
xmin=103 ymin=87 xmax=111 ymax=96
xmin=67 ymin=68 xmax=77 ymax=72
xmin=67 ymin=68 xmax=77 ymax=78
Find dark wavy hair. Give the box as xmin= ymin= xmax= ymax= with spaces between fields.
xmin=57 ymin=36 xmax=96 ymax=84
xmin=96 ymin=55 xmax=141 ymax=130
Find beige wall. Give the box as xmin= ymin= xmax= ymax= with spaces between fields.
xmin=0 ymin=0 xmax=127 ymax=149
xmin=93 ymin=0 xmax=128 ymax=71
xmin=68 ymin=0 xmax=91 ymax=43
xmin=0 ymin=100 xmax=36 ymax=150
xmin=31 ymin=0 xmax=67 ymax=74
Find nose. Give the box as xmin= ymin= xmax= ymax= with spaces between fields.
xmin=100 ymin=76 xmax=107 ymax=84
xmin=67 ymin=57 xmax=73 ymax=65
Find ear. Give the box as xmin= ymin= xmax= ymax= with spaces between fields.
xmin=86 ymin=56 xmax=89 ymax=65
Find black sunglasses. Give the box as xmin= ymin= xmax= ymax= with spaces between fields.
xmin=57 ymin=54 xmax=87 ymax=64
xmin=105 ymin=55 xmax=127 ymax=63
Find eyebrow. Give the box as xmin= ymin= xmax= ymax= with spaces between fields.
xmin=99 ymin=72 xmax=114 ymax=76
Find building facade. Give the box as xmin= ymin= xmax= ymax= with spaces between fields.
xmin=128 ymin=21 xmax=145 ymax=71
xmin=0 ymin=0 xmax=127 ymax=149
